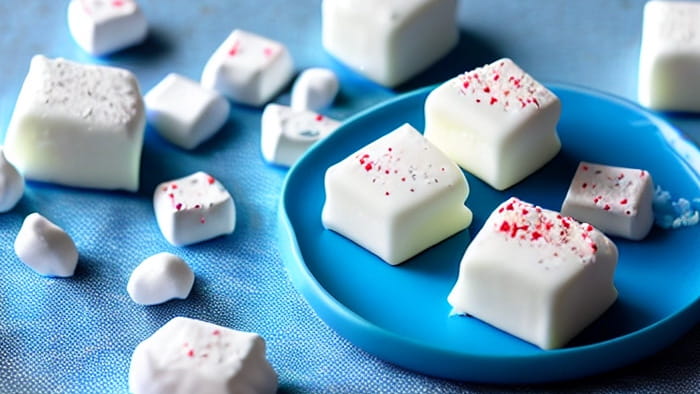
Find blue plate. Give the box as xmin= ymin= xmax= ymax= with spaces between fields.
xmin=277 ymin=84 xmax=700 ymax=383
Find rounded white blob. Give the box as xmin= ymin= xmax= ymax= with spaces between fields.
xmin=15 ymin=213 xmax=78 ymax=277
xmin=290 ymin=67 xmax=339 ymax=112
xmin=0 ymin=148 xmax=24 ymax=212
xmin=127 ymin=252 xmax=194 ymax=305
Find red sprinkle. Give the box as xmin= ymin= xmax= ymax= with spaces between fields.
xmin=207 ymin=176 xmax=216 ymax=185
xmin=212 ymin=330 xmax=221 ymax=336
xmin=490 ymin=97 xmax=498 ymax=105
xmin=483 ymin=86 xmax=491 ymax=93
xmin=315 ymin=114 xmax=324 ymax=121
xmin=187 ymin=349 xmax=195 ymax=357
xmin=364 ymin=163 xmax=373 ymax=171
xmin=620 ymin=198 xmax=628 ymax=205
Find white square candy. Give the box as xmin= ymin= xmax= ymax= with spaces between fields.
xmin=322 ymin=123 xmax=472 ymax=265
xmin=424 ymin=58 xmax=561 ymax=190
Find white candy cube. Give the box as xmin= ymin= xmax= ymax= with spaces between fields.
xmin=322 ymin=0 xmax=458 ymax=87
xmin=261 ymin=104 xmax=340 ymax=167
xmin=127 ymin=252 xmax=195 ymax=305
xmin=424 ymin=58 xmax=561 ymax=190
xmin=145 ymin=73 xmax=230 ymax=150
xmin=322 ymin=123 xmax=472 ymax=265
xmin=448 ymin=198 xmax=619 ymax=350
xmin=15 ymin=213 xmax=79 ymax=277
xmin=129 ymin=317 xmax=277 ymax=394
xmin=4 ymin=56 xmax=145 ymax=191
xmin=201 ymin=29 xmax=294 ymax=107
xmin=290 ymin=68 xmax=339 ymax=112
xmin=153 ymin=172 xmax=235 ymax=246
xmin=0 ymin=147 xmax=24 ymax=213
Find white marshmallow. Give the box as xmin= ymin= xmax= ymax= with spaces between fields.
xmin=0 ymin=147 xmax=24 ymax=213
xmin=424 ymin=58 xmax=561 ymax=190
xmin=322 ymin=123 xmax=472 ymax=265
xmin=127 ymin=252 xmax=194 ymax=305
xmin=154 ymin=172 xmax=235 ymax=246
xmin=129 ymin=316 xmax=277 ymax=394
xmin=145 ymin=74 xmax=230 ymax=150
xmin=67 ymin=0 xmax=148 ymax=56
xmin=290 ymin=68 xmax=339 ymax=112
xmin=201 ymin=29 xmax=294 ymax=107
xmin=14 ymin=213 xmax=79 ymax=277
xmin=448 ymin=198 xmax=619 ymax=350
xmin=260 ymin=104 xmax=340 ymax=167
xmin=3 ymin=55 xmax=145 ymax=191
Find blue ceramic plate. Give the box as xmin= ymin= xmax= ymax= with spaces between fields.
xmin=278 ymin=84 xmax=700 ymax=383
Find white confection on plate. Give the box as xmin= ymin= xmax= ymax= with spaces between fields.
xmin=129 ymin=316 xmax=277 ymax=394
xmin=3 ymin=55 xmax=145 ymax=191
xmin=322 ymin=123 xmax=472 ymax=265
xmin=561 ymin=162 xmax=655 ymax=240
xmin=14 ymin=213 xmax=79 ymax=277
xmin=127 ymin=252 xmax=195 ymax=305
xmin=290 ymin=68 xmax=339 ymax=112
xmin=153 ymin=171 xmax=235 ymax=246
xmin=424 ymin=58 xmax=561 ymax=191
xmin=448 ymin=197 xmax=618 ymax=350
xmin=0 ymin=147 xmax=24 ymax=213
xmin=201 ymin=29 xmax=294 ymax=107
xmin=260 ymin=103 xmax=340 ymax=167
xmin=322 ymin=0 xmax=458 ymax=87
xmin=67 ymin=0 xmax=148 ymax=56
xmin=145 ymin=73 xmax=230 ymax=150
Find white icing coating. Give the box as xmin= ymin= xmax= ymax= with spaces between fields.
xmin=14 ymin=213 xmax=79 ymax=277
xmin=127 ymin=252 xmax=194 ymax=305
xmin=290 ymin=68 xmax=339 ymax=112
xmin=0 ymin=147 xmax=24 ymax=213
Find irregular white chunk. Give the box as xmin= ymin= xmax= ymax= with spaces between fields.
xmin=0 ymin=147 xmax=24 ymax=213
xmin=448 ymin=198 xmax=618 ymax=350
xmin=127 ymin=252 xmax=194 ymax=305
xmin=14 ymin=213 xmax=79 ymax=277
xmin=290 ymin=68 xmax=339 ymax=112
xmin=322 ymin=123 xmax=472 ymax=265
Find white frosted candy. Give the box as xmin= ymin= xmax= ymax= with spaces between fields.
xmin=424 ymin=58 xmax=561 ymax=190
xmin=127 ymin=252 xmax=194 ymax=305
xmin=290 ymin=68 xmax=339 ymax=112
xmin=14 ymin=213 xmax=79 ymax=277
xmin=260 ymin=103 xmax=340 ymax=167
xmin=4 ymin=55 xmax=145 ymax=191
xmin=322 ymin=123 xmax=472 ymax=265
xmin=322 ymin=0 xmax=458 ymax=87
xmin=145 ymin=73 xmax=230 ymax=150
xmin=561 ymin=162 xmax=655 ymax=240
xmin=0 ymin=147 xmax=24 ymax=213
xmin=448 ymin=197 xmax=618 ymax=350
xmin=201 ymin=29 xmax=294 ymax=107
xmin=129 ymin=316 xmax=277 ymax=394
xmin=154 ymin=171 xmax=235 ymax=246
xmin=67 ymin=0 xmax=148 ymax=56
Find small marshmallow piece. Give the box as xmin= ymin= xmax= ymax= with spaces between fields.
xmin=127 ymin=252 xmax=195 ymax=305
xmin=0 ymin=147 xmax=24 ymax=212
xmin=290 ymin=68 xmax=339 ymax=112
xmin=154 ymin=172 xmax=235 ymax=246
xmin=15 ymin=213 xmax=79 ymax=277
xmin=201 ymin=29 xmax=294 ymax=107
xmin=261 ymin=104 xmax=341 ymax=167
xmin=67 ymin=0 xmax=148 ymax=56
xmin=145 ymin=74 xmax=230 ymax=150
xmin=129 ymin=317 xmax=278 ymax=394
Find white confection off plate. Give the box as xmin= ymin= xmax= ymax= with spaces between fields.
xmin=278 ymin=84 xmax=700 ymax=383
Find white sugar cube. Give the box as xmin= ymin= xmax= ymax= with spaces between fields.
xmin=15 ymin=213 xmax=79 ymax=277
xmin=322 ymin=123 xmax=472 ymax=265
xmin=127 ymin=252 xmax=194 ymax=305
xmin=0 ymin=147 xmax=24 ymax=213
xmin=290 ymin=68 xmax=339 ymax=112
xmin=448 ymin=198 xmax=619 ymax=350
xmin=424 ymin=58 xmax=561 ymax=190
xmin=4 ymin=56 xmax=145 ymax=192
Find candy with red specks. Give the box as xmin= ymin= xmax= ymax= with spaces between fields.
xmin=322 ymin=123 xmax=472 ymax=265
xmin=127 ymin=252 xmax=194 ymax=305
xmin=424 ymin=58 xmax=561 ymax=191
xmin=14 ymin=213 xmax=79 ymax=277
xmin=201 ymin=29 xmax=294 ymax=107
xmin=290 ymin=68 xmax=339 ymax=112
xmin=0 ymin=148 xmax=24 ymax=213
xmin=561 ymin=162 xmax=655 ymax=240
xmin=448 ymin=197 xmax=618 ymax=350
xmin=129 ymin=317 xmax=277 ymax=394
xmin=153 ymin=172 xmax=235 ymax=246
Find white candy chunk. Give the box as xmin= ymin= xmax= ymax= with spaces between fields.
xmin=260 ymin=104 xmax=340 ymax=167
xmin=14 ymin=213 xmax=79 ymax=277
xmin=290 ymin=68 xmax=339 ymax=112
xmin=0 ymin=147 xmax=24 ymax=213
xmin=129 ymin=317 xmax=277 ymax=394
xmin=67 ymin=0 xmax=148 ymax=56
xmin=127 ymin=252 xmax=194 ymax=305
xmin=322 ymin=0 xmax=458 ymax=87
xmin=3 ymin=55 xmax=145 ymax=191
xmin=145 ymin=74 xmax=230 ymax=150
xmin=201 ymin=29 xmax=294 ymax=107
xmin=448 ymin=198 xmax=618 ymax=350
xmin=154 ymin=172 xmax=235 ymax=246
xmin=322 ymin=123 xmax=472 ymax=265
xmin=424 ymin=58 xmax=561 ymax=190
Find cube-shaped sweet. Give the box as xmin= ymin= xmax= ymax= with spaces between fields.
xmin=67 ymin=0 xmax=148 ymax=56
xmin=447 ymin=197 xmax=619 ymax=350
xmin=260 ymin=103 xmax=340 ymax=167
xmin=561 ymin=162 xmax=655 ymax=240
xmin=4 ymin=55 xmax=145 ymax=191
xmin=322 ymin=123 xmax=472 ymax=265
xmin=153 ymin=171 xmax=235 ymax=246
xmin=145 ymin=73 xmax=230 ymax=150
xmin=201 ymin=29 xmax=294 ymax=107
xmin=424 ymin=58 xmax=561 ymax=191
xmin=322 ymin=0 xmax=458 ymax=87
